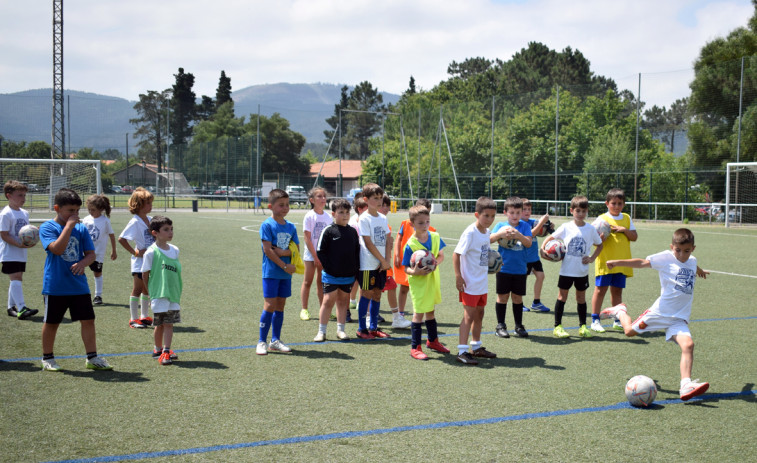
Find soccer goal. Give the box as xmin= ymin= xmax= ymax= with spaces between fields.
xmin=0 ymin=158 xmax=102 ymax=211
xmin=725 ymin=161 xmax=757 ymax=227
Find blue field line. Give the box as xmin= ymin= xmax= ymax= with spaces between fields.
xmin=45 ymin=389 xmax=757 ymax=463
xmin=3 ymin=315 xmax=757 ymax=364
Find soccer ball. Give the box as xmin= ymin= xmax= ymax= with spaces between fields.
xmin=410 ymin=249 xmax=437 ymax=272
xmin=487 ymin=248 xmax=502 ymax=274
xmin=18 ymin=225 xmax=39 ymax=247
xmin=540 ymin=239 xmax=565 ymax=262
xmin=625 ymin=375 xmax=657 ymax=407
xmin=592 ymin=218 xmax=612 ymax=241
xmin=534 ymin=219 xmax=555 ymax=237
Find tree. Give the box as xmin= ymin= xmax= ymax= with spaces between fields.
xmin=324 ymin=85 xmax=349 ymax=144
xmin=192 ymin=101 xmax=244 ymax=143
xmin=447 ymin=57 xmax=493 ymax=80
xmin=243 ymin=113 xmax=309 ymax=174
xmin=196 ymin=95 xmax=215 ymax=121
xmin=215 ymin=71 xmax=233 ymax=110
xmin=170 ymin=68 xmax=197 ymax=147
xmin=643 ymin=98 xmax=689 ymax=153
xmin=406 ymin=76 xmax=417 ymax=96
xmin=130 ymin=89 xmax=171 ymax=168
xmin=344 ymin=81 xmax=386 ymax=160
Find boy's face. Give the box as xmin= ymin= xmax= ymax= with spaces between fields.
xmin=55 ymin=204 xmax=80 ymax=223
xmin=475 ymin=208 xmax=496 ymax=229
xmin=366 ymin=194 xmax=382 ymax=211
xmin=670 ymin=242 xmax=695 ymax=263
xmin=570 ymin=206 xmax=588 ymax=223
xmin=379 ymin=203 xmax=390 ymax=215
xmin=606 ymin=198 xmax=625 ymax=216
xmin=6 ymin=190 xmax=26 ymax=209
xmin=522 ymin=205 xmax=532 ymax=219
xmin=412 ymin=214 xmax=431 ymax=234
xmin=269 ymin=197 xmax=290 ymax=217
xmin=333 ymin=207 xmax=350 ymax=226
xmin=505 ymin=206 xmax=522 ymax=225
xmin=152 ymin=224 xmax=173 ymax=242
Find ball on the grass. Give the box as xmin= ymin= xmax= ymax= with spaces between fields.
xmin=540 ymin=239 xmax=565 ymax=262
xmin=488 ymin=248 xmax=502 ymax=274
xmin=18 ymin=224 xmax=39 ymax=247
xmin=625 ymin=375 xmax=657 ymax=407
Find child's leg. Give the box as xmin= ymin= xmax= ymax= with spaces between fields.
xmin=495 ymin=293 xmax=510 ymax=325
xmin=471 ymin=306 xmax=485 ymax=343
xmin=368 ymin=288 xmax=382 ymax=331
xmin=424 ymin=311 xmax=438 ymax=341
xmin=318 ymin=291 xmax=337 ymax=326
xmin=80 ymin=319 xmax=98 ymax=353
xmin=674 ymin=334 xmax=695 ymax=381
xmin=411 ymin=312 xmax=423 ymax=348
xmin=315 ymin=265 xmax=324 ymax=307
xmin=42 ymin=322 xmax=60 ymax=355
xmin=357 ymin=289 xmax=371 ymax=331
xmin=398 ymin=284 xmax=410 ymax=315
xmin=609 ymin=286 xmax=623 ymax=307
xmin=259 ymin=297 xmax=277 ymax=342
xmin=591 ymin=285 xmax=608 ymax=315
xmin=129 ymin=275 xmax=141 ymax=320
xmin=8 ymin=272 xmax=25 ymax=308
xmin=271 ymin=297 xmax=286 ymax=341
xmin=575 ymin=290 xmax=587 ymax=326
xmin=533 ymin=270 xmax=545 ymax=300
xmin=350 ymin=281 xmax=359 ymax=307
xmin=386 ymin=286 xmax=398 ymax=313
xmin=154 ymin=323 xmax=164 ymax=350
xmin=94 ymin=271 xmax=103 ymax=297
xmin=334 ymin=290 xmax=349 ymax=325
xmin=162 ymin=323 xmax=174 ymax=350
xmin=511 ymin=293 xmax=524 ymax=328
xmin=300 ymin=261 xmax=316 ymax=311
xmin=458 ymin=305 xmax=476 ymax=351
xmin=554 ymin=288 xmax=569 ymax=326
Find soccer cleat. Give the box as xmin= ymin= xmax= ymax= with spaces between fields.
xmin=300 ymin=309 xmax=310 ymax=321
xmin=348 ymin=300 xmax=357 ymax=310
xmin=611 ymin=322 xmax=625 ymax=332
xmin=456 ymin=352 xmax=479 ymax=365
xmin=369 ymin=329 xmax=390 ymax=338
xmin=17 ymin=306 xmax=38 ymax=320
xmin=268 ymin=339 xmax=292 ymax=353
xmin=129 ymin=319 xmax=147 ymax=329
xmin=7 ymin=306 xmax=17 ymax=317
xmin=93 ymin=296 xmax=103 ymax=305
xmin=530 ymin=302 xmax=551 ymax=312
xmin=336 ymin=330 xmax=349 ymax=340
xmin=495 ymin=323 xmax=510 ymax=338
xmin=391 ymin=313 xmax=412 ymax=329
xmin=599 ymin=303 xmax=627 ymax=320
xmin=356 ymin=329 xmax=375 ymax=339
xmin=158 ymin=352 xmax=173 ymax=365
xmin=553 ymin=325 xmax=570 ymax=338
xmin=314 ymin=331 xmax=326 ymax=342
xmin=514 ymin=325 xmax=529 ymax=338
xmin=41 ymin=358 xmax=61 ymax=371
xmin=426 ymin=339 xmax=450 ymax=354
xmin=377 ymin=314 xmax=385 ymax=324
xmin=139 ymin=317 xmax=153 ymax=326
xmin=680 ymin=379 xmax=710 ymax=401
xmin=471 ymin=347 xmax=497 ymax=358
xmin=152 ymin=349 xmax=177 ymax=360
xmin=522 ymin=305 xmax=530 ymax=312
xmin=256 ymin=341 xmax=268 ymax=355
xmin=410 ymin=346 xmax=428 ymax=360
xmin=86 ymin=356 xmax=113 ymax=370
xmin=590 ymin=319 xmax=606 ymax=333
xmin=578 ymin=324 xmax=593 ymax=338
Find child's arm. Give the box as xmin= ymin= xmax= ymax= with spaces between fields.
xmin=118 ymin=237 xmax=143 ymax=258
xmin=532 ymin=214 xmax=550 ymax=235
xmin=611 ymin=225 xmax=638 ymax=242
xmin=540 ymin=235 xmax=554 ymax=251
xmin=0 ymin=230 xmax=30 ymax=248
xmin=583 ymin=242 xmax=603 ymax=264
xmin=453 ymin=252 xmax=465 ymax=292
xmin=696 ymin=265 xmax=709 ymax=279
xmin=436 ymin=249 xmax=445 ymax=266
xmin=70 ymin=249 xmax=95 ymax=276
xmin=606 ymin=258 xmax=651 ymax=270
xmin=142 ymin=270 xmax=150 ymax=289
xmin=393 ymin=227 xmax=404 ymax=268
xmin=262 ymin=240 xmax=295 ymax=274
xmin=363 ymin=235 xmax=390 ymax=270
xmin=109 ymin=233 xmax=117 ymax=260
xmin=48 ymin=214 xmax=80 ymax=255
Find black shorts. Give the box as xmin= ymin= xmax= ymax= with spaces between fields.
xmin=496 ymin=273 xmax=527 ymax=296
xmin=526 ymin=260 xmax=544 ymax=274
xmin=2 ymin=261 xmax=26 ymax=274
xmin=357 ymin=269 xmax=386 ymax=291
xmin=323 ymin=282 xmax=354 ymax=294
xmin=131 ymin=272 xmax=143 ymax=279
xmin=89 ymin=261 xmax=104 ymax=273
xmin=43 ymin=294 xmax=95 ymax=324
xmin=557 ymin=275 xmax=590 ymax=291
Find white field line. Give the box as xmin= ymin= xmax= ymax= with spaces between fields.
xmin=704 ymin=270 xmax=757 ymax=279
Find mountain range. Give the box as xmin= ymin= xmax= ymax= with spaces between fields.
xmin=0 ymin=83 xmax=400 ymax=151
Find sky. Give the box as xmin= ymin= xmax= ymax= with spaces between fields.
xmin=0 ymin=0 xmax=753 ymax=107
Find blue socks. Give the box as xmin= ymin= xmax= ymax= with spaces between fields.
xmin=271 ymin=311 xmax=284 ymax=341
xmin=369 ymin=299 xmax=381 ymax=330
xmin=358 ymin=297 xmax=370 ymax=331
xmin=259 ymin=310 xmax=273 ymax=343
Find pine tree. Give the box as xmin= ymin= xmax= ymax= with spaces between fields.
xmin=215 ymin=71 xmax=233 ymax=111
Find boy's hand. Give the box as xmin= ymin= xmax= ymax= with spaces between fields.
xmin=606 ymin=260 xmax=617 ymax=269
xmin=379 ymin=258 xmax=390 ymax=271
xmin=110 ymin=250 xmax=117 ymax=260
xmin=610 ymin=225 xmax=625 ymax=234
xmin=696 ymin=266 xmax=709 ymax=279
xmin=455 ymin=275 xmax=466 ymax=292
xmin=133 ymin=248 xmax=144 ymax=258
xmin=283 ymin=263 xmax=295 ymax=275
xmin=65 ymin=212 xmax=80 ymax=228
xmin=70 ymin=261 xmax=86 ymax=275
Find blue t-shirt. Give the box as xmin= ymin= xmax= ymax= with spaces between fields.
xmin=40 ymin=219 xmax=95 ymax=295
xmin=524 ymin=218 xmax=540 ymax=263
xmin=259 ymin=217 xmax=299 ymax=280
xmin=402 ymin=235 xmax=447 ymax=266
xmin=492 ymin=220 xmax=532 ymax=275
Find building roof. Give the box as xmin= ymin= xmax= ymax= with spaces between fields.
xmin=309 ymin=160 xmax=363 ymax=179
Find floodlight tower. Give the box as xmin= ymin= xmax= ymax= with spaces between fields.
xmin=52 ymin=0 xmax=64 ymax=159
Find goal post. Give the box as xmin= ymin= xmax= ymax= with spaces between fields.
xmin=725 ymin=161 xmax=757 ymax=227
xmin=0 ymin=158 xmax=102 ymax=212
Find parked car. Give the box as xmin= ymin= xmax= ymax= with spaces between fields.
xmin=232 ymin=187 xmax=251 ymax=196
xmin=121 ymin=185 xmax=133 ymax=194
xmin=285 ymin=185 xmax=307 ymax=203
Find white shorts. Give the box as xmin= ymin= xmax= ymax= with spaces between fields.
xmin=151 ymin=297 xmax=181 ymax=314
xmin=631 ymin=309 xmax=691 ymax=342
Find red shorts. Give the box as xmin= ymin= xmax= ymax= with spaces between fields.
xmin=382 ymin=276 xmax=397 ymax=291
xmin=459 ymin=292 xmax=487 ymax=307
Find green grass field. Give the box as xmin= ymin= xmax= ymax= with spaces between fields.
xmin=2 ymin=208 xmax=756 ymax=462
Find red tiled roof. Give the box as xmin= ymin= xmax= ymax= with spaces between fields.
xmin=309 ymin=160 xmax=363 ymax=179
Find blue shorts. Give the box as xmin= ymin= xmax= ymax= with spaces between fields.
xmin=595 ymin=274 xmax=626 ymax=288
xmin=262 ymin=278 xmax=292 ymax=299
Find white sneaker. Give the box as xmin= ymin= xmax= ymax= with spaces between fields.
xmin=599 ymin=303 xmax=627 ymax=320
xmin=590 ymin=319 xmax=606 ymax=333
xmin=391 ymin=313 xmax=412 ymax=329
xmin=86 ymin=356 xmax=113 ymax=370
xmin=256 ymin=341 xmax=268 ymax=355
xmin=336 ymin=330 xmax=349 ymax=340
xmin=680 ymin=379 xmax=710 ymax=401
xmin=314 ymin=331 xmax=326 ymax=342
xmin=268 ymin=339 xmax=292 ymax=353
xmin=41 ymin=358 xmax=61 ymax=371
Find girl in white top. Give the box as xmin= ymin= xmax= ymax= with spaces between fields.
xmin=299 ymin=187 xmax=333 ymax=321
xmin=0 ymin=181 xmax=36 ymax=319
xmin=117 ymin=187 xmax=154 ymax=328
xmin=82 ymin=194 xmax=116 ymax=305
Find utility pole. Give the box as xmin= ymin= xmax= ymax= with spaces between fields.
xmin=52 ymin=0 xmax=64 ymax=159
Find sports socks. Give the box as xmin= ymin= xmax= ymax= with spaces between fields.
xmin=357 ymin=297 xmax=370 ymax=331
xmin=94 ymin=275 xmax=103 ymax=297
xmin=271 ymin=311 xmax=284 ymax=341
xmin=577 ymin=302 xmax=588 ymax=326
xmin=9 ymin=280 xmax=24 ymax=308
xmin=411 ymin=322 xmax=422 ymax=348
xmin=591 ymin=313 xmax=600 ymax=323
xmin=86 ymin=351 xmax=98 ymax=360
xmin=457 ymin=344 xmax=469 ymax=355
xmin=470 ymin=340 xmax=482 ymax=351
xmin=533 ymin=298 xmax=541 ymax=305
xmin=513 ymin=303 xmax=524 ymax=327
xmin=318 ymin=323 xmax=327 ymax=334
xmin=140 ymin=294 xmax=150 ymax=319
xmin=369 ymin=299 xmax=381 ymax=330
xmin=495 ymin=302 xmax=507 ymax=325
xmin=129 ymin=296 xmax=139 ymax=320
xmin=425 ymin=318 xmax=438 ymax=342
xmin=336 ymin=322 xmax=346 ymax=332
xmin=554 ymin=300 xmax=566 ymax=326
xmin=259 ymin=310 xmax=273 ymax=343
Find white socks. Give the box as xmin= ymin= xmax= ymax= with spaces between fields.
xmin=9 ymin=280 xmax=24 ymax=308
xmin=129 ymin=296 xmax=139 ymax=320
xmin=94 ymin=275 xmax=103 ymax=297
xmin=141 ymin=295 xmax=150 ymax=318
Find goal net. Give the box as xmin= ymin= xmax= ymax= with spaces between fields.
xmin=0 ymin=158 xmax=102 ymax=212
xmin=725 ymin=162 xmax=757 ymax=227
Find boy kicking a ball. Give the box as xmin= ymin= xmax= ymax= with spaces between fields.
xmin=601 ymin=228 xmax=710 ymax=401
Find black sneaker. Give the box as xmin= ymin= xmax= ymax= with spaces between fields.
xmin=514 ymin=325 xmax=529 ymax=338
xmin=472 ymin=347 xmax=497 ymax=359
xmin=377 ymin=314 xmax=386 ymax=324
xmin=495 ymin=323 xmax=510 ymax=338
xmin=7 ymin=306 xmax=17 ymax=317
xmin=93 ymin=296 xmax=103 ymax=305
xmin=17 ymin=306 xmax=38 ymax=320
xmin=456 ymin=352 xmax=479 ymax=365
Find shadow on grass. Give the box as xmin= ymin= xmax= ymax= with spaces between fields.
xmin=0 ymin=361 xmax=41 ymax=373
xmin=62 ymin=369 xmax=149 ymax=382
xmin=686 ymin=382 xmax=757 ymax=408
xmin=527 ymin=334 xmax=648 ymax=345
xmin=173 ymin=325 xmax=205 ymax=334
xmin=96 ymin=303 xmax=128 ymax=309
xmin=291 ymin=349 xmax=355 ymax=360
xmin=173 ymin=360 xmax=228 ymax=369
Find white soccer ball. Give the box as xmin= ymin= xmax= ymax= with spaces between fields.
xmin=410 ymin=249 xmax=437 ymax=272
xmin=625 ymin=375 xmax=657 ymax=407
xmin=592 ymin=218 xmax=612 ymax=241
xmin=540 ymin=239 xmax=565 ymax=262
xmin=497 ymin=226 xmax=519 ymax=249
xmin=18 ymin=225 xmax=39 ymax=247
xmin=487 ymin=248 xmax=502 ymax=274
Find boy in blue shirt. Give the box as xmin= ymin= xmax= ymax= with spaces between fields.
xmin=257 ymin=189 xmax=299 ymax=355
xmin=39 ymin=188 xmax=112 ymax=371
xmin=521 ymin=198 xmax=551 ymax=312
xmin=490 ymin=196 xmax=532 ymax=338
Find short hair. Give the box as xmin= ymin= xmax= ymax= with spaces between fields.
xmin=86 ymin=194 xmax=111 ymax=218
xmin=353 ymin=191 xmax=364 ymax=201
xmin=149 ymin=215 xmax=172 ymax=233
xmin=409 ymin=205 xmax=430 ymax=222
xmin=362 ymin=182 xmax=384 ymax=199
xmin=570 ymin=195 xmax=589 ymax=210
xmin=128 ymin=187 xmax=154 ymax=214
xmin=54 ymin=188 xmax=82 ymax=207
xmin=606 ymin=188 xmax=626 ymax=202
xmin=331 ymin=198 xmax=351 ymax=213
xmin=353 ymin=196 xmax=367 ymax=213
xmin=307 ymin=187 xmax=327 ymax=209
xmin=475 ymin=196 xmax=496 ymax=213
xmin=503 ymin=196 xmax=523 ymax=212
xmin=382 ymin=194 xmax=391 ymax=207
xmin=672 ymin=228 xmax=695 ymax=246
xmin=269 ymin=188 xmax=288 ymax=204
xmin=521 ymin=198 xmax=532 ymax=208
xmin=4 ymin=180 xmax=27 ymax=196
xmin=415 ymin=198 xmax=432 ymax=210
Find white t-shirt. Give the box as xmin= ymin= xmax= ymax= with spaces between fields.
xmin=358 ymin=211 xmax=390 ymax=271
xmin=119 ymin=215 xmax=154 ymax=272
xmin=647 ymin=249 xmax=697 ymax=321
xmin=0 ymin=206 xmax=29 ymax=262
xmin=453 ymin=222 xmax=491 ymax=296
xmin=552 ymin=221 xmax=602 ymax=277
xmin=141 ymin=243 xmax=180 ymax=313
xmin=82 ymin=214 xmax=114 ymax=263
xmin=302 ymin=209 xmax=333 ymax=261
